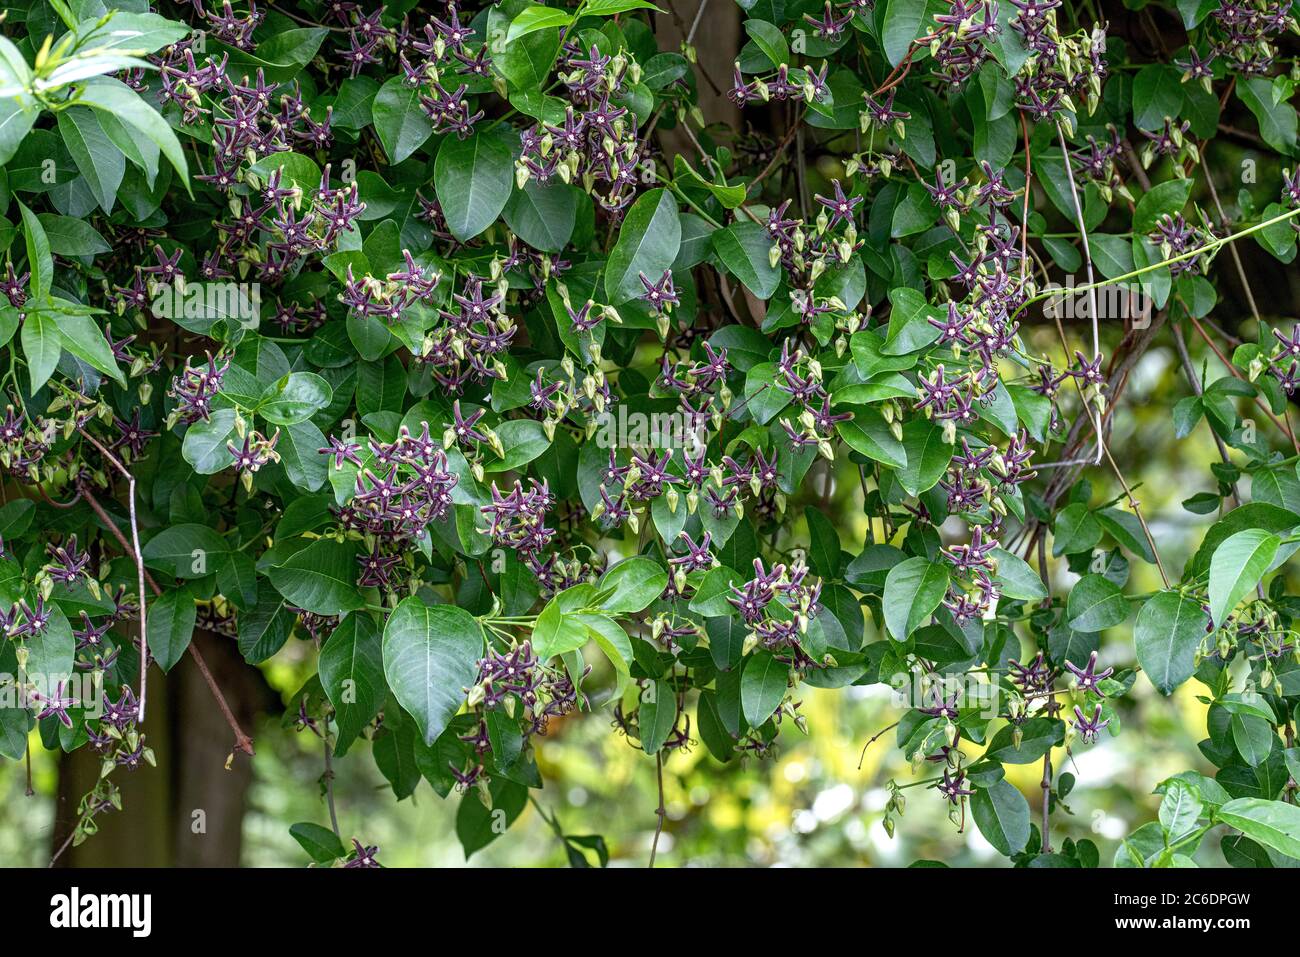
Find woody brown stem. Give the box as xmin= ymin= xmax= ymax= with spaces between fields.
xmin=78 ymin=485 xmax=254 ymax=757
xmin=76 ymin=426 xmax=148 ymax=723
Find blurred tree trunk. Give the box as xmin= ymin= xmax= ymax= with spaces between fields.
xmin=51 ymin=629 xmax=270 ymax=867
xmin=653 ymin=0 xmax=741 ymax=161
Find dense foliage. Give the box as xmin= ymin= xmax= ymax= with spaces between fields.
xmin=2 ymin=0 xmax=1300 ymax=868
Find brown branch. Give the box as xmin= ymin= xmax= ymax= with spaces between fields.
xmin=858 ymin=720 xmax=899 ymax=769
xmin=76 ymin=427 xmax=148 ymax=723
xmin=1202 ymin=164 xmax=1262 ymax=323
xmin=1171 ymin=321 xmax=1240 ymax=507
xmin=78 ymin=485 xmax=255 ymax=757
xmin=1100 ymin=444 xmax=1171 ymax=588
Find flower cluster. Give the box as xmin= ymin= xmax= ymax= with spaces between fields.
xmin=1207 ymin=1 xmax=1296 ymax=76
xmin=341 ymin=250 xmax=442 ymax=324
xmin=1008 ymin=1 xmax=1108 ymax=123
xmin=762 ymin=183 xmax=865 ymax=333
xmin=85 ymin=687 xmax=156 ymax=774
xmin=0 ymin=406 xmax=53 ymax=482
xmin=729 ymin=58 xmax=830 ymax=110
xmin=413 ymin=274 xmax=515 ymax=393
xmin=1070 ymin=125 xmax=1137 ymax=204
xmin=1149 ymin=212 xmax=1209 ymax=277
xmin=455 ymin=640 xmax=587 ymax=788
xmin=166 ymin=352 xmax=230 ymax=426
xmin=330 ymin=423 xmax=459 ymax=544
xmin=516 ymin=42 xmax=646 ymax=218
xmin=481 ymin=479 xmax=556 ymax=558
xmin=1264 ymin=323 xmax=1300 ymax=395
xmin=212 ymin=164 xmax=365 ymax=285
xmin=928 ymin=0 xmax=1001 ymax=87
xmin=774 ymin=341 xmax=847 ymax=458
xmin=728 ymin=558 xmax=824 ymax=670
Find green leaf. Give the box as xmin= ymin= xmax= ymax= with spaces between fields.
xmin=836 ymin=412 xmax=907 ymax=469
xmin=882 ymin=557 xmax=949 ymax=642
xmin=495 ymin=20 xmax=561 ymax=90
xmin=1230 ymin=711 xmax=1274 ymax=767
xmin=1187 ymin=503 xmax=1299 ymax=576
xmin=146 ymin=585 xmax=196 ymax=672
xmin=532 ymin=598 xmax=589 ymax=660
xmin=259 ymin=372 xmax=334 ymax=426
xmin=1066 ymin=574 xmax=1128 ymax=632
xmin=19 ymin=310 xmax=60 ymax=393
xmin=505 ymin=5 xmax=574 ymax=43
xmin=743 ymin=19 xmax=789 ymax=69
xmin=78 ymin=77 xmax=189 ymax=189
xmin=897 ymin=419 xmax=950 ymax=495
xmin=46 ymin=307 xmax=125 ymax=385
xmin=1208 ymin=528 xmax=1280 ymax=627
xmin=575 ymin=612 xmax=632 ymax=688
xmin=883 ymin=287 xmax=943 ymax=355
xmin=382 ymin=598 xmax=484 ymax=745
xmin=23 ymin=606 xmax=74 ymax=682
xmin=457 ymin=778 xmax=527 ymax=857
xmin=37 ymin=213 xmax=109 ymax=256
xmin=583 ymin=0 xmax=665 ymax=14
xmin=1135 ymin=591 xmax=1209 ymax=695
xmin=74 ymin=12 xmax=190 ymax=55
xmin=267 ymin=539 xmax=365 ymax=616
xmin=605 ymin=188 xmax=681 ymax=305
xmin=986 ymin=717 xmax=1064 ymax=763
xmin=711 ymin=221 xmax=780 ymax=299
xmin=990 ymin=547 xmax=1047 ymax=601
xmin=0 ymin=702 xmax=29 ymax=761
xmin=483 ymin=419 xmax=549 ymax=472
xmin=142 ymin=524 xmax=229 ymax=580
xmin=1052 ymin=502 xmax=1101 ymax=556
xmin=371 ymin=75 xmax=433 ymax=164
xmin=57 ymin=106 xmax=124 ymax=213
xmin=972 ymin=778 xmax=1030 ymax=856
xmin=639 ymin=679 xmax=679 ymax=753
xmin=280 ymin=420 xmax=329 ymax=492
xmin=319 ymin=612 xmax=386 ymax=756
xmin=289 ymin=822 xmax=345 ymax=863
xmin=597 ymin=556 xmax=667 ymax=613
xmin=1158 ymin=778 xmax=1204 ymax=841
xmin=1175 ymin=0 xmax=1219 ymax=28
xmin=1095 ymin=507 xmax=1156 ymax=564
xmin=741 ymin=651 xmax=788 ymax=727
xmin=1238 ymin=77 xmax=1298 ymax=155
xmin=1218 ymin=798 xmax=1300 ymax=859
xmin=1133 ymin=178 xmax=1194 ymax=233
xmin=434 ymin=128 xmax=515 ymax=241
xmin=881 ymin=0 xmax=936 ymax=66
xmin=236 ymin=593 xmax=293 ymax=664
xmin=689 ymin=566 xmax=739 ymax=618
xmin=1132 ymin=64 xmax=1184 ymax=131
xmin=805 ymin=506 xmax=841 ymax=578
xmin=502 ymin=179 xmax=580 ymax=252
xmin=18 ymin=201 xmax=51 ymax=300
xmin=218 ymin=27 xmax=326 ymax=84
xmin=0 ymin=37 xmax=37 ymax=166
